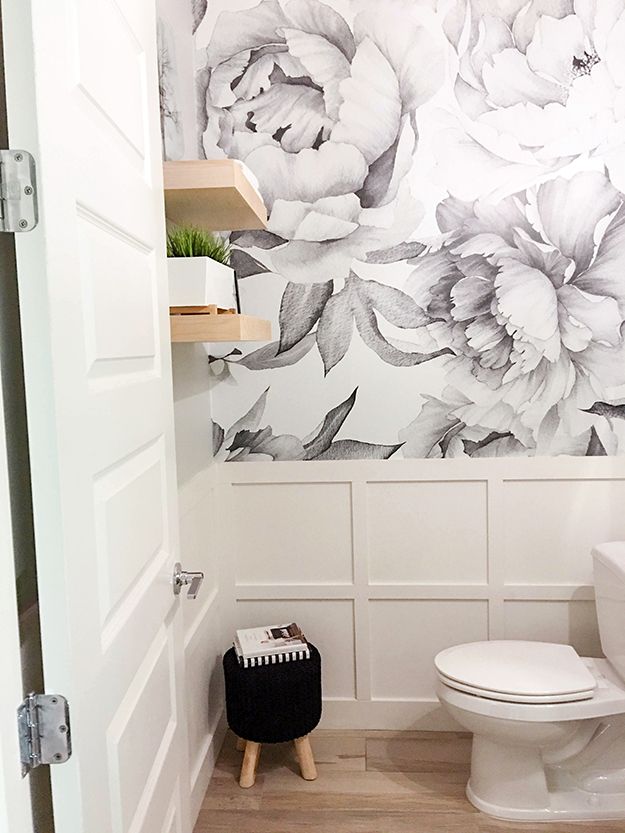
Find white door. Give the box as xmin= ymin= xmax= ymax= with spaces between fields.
xmin=1 ymin=1 xmax=191 ymax=832
xmin=0 ymin=355 xmax=33 ymax=833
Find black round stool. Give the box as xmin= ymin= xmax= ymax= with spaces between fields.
xmin=223 ymin=643 xmax=322 ymax=788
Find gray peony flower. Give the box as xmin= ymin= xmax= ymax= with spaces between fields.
xmin=400 ymin=170 xmax=625 ymax=457
xmin=199 ymin=0 xmax=447 ymax=282
xmin=439 ymin=0 xmax=625 ymax=199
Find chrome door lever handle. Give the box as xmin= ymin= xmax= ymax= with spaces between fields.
xmin=172 ymin=562 xmax=204 ymax=599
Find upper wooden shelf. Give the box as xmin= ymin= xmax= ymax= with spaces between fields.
xmin=163 ymin=160 xmax=267 ymax=231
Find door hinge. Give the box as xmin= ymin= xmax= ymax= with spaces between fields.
xmin=0 ymin=149 xmax=38 ymax=232
xmin=17 ymin=693 xmax=72 ymax=777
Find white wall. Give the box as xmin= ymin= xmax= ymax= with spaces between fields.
xmin=217 ymin=456 xmax=625 ymax=730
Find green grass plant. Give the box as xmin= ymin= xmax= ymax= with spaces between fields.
xmin=166 ymin=225 xmax=232 ymax=264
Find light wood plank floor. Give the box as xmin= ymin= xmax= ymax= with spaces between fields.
xmin=194 ymin=731 xmax=625 ymax=833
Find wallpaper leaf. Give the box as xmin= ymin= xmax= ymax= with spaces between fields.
xmin=586 ymin=426 xmax=608 ymax=457
xmin=230 ymin=230 xmax=286 ymax=250
xmin=462 ymin=432 xmax=514 ymax=457
xmin=227 ymin=427 xmax=306 ymax=461
xmin=355 ymin=273 xmax=430 ymax=328
xmin=316 ymin=289 xmax=353 ymax=376
xmin=583 ymin=402 xmax=625 ymax=420
xmin=213 ymin=385 xmax=399 ymax=461
xmin=278 ymin=280 xmax=333 ymax=353
xmin=238 ymin=333 xmax=317 ymax=370
xmin=312 ymin=272 xmax=448 ymax=374
xmin=466 ymin=436 xmax=528 ymax=458
xmin=230 ymin=250 xmax=271 ymax=280
xmin=191 ymin=0 xmax=207 ymax=34
xmin=398 ymin=397 xmax=464 ymax=459
xmin=226 ymin=387 xmax=269 ymax=440
xmin=303 ymin=387 xmax=357 ymax=459
xmin=353 ymin=299 xmax=451 ymax=368
xmin=314 ymin=439 xmax=403 ymax=460
xmin=212 ymin=420 xmax=225 ymax=456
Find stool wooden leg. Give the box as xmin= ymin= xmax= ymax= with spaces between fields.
xmin=236 ymin=736 xmax=246 ymax=752
xmin=239 ymin=741 xmax=261 ymax=789
xmin=294 ymin=736 xmax=317 ymax=781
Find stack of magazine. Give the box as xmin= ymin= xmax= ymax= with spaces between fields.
xmin=234 ymin=622 xmax=310 ymax=667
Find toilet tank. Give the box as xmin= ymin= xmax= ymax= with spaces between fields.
xmin=593 ymin=542 xmax=625 ymax=680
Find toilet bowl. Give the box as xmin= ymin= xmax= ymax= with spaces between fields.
xmin=434 ymin=542 xmax=625 ymax=822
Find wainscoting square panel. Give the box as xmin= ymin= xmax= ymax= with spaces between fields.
xmin=503 ymin=479 xmax=625 ymax=585
xmin=232 ymin=483 xmax=353 ymax=585
xmin=368 ymin=600 xmax=488 ymax=700
xmin=235 ymin=599 xmax=356 ymax=699
xmin=504 ymin=600 xmax=602 ymax=658
xmin=367 ymin=481 xmax=488 ymax=584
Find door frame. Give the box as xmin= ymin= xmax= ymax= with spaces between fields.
xmin=0 ymin=240 xmax=33 ymax=833
xmin=0 ymin=383 xmax=34 ymax=832
xmin=0 ymin=0 xmax=39 ymax=826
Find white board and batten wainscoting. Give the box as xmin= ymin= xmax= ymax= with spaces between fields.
xmin=215 ymin=456 xmax=625 ymax=731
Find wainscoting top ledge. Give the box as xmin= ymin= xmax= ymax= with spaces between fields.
xmin=215 ymin=456 xmax=625 ymax=484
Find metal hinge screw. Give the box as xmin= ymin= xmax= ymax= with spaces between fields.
xmin=13 ymin=152 xmax=23 ymax=162
xmin=24 ymin=185 xmax=33 ymax=195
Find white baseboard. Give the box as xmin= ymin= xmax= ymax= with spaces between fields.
xmin=319 ymin=698 xmax=462 ymax=731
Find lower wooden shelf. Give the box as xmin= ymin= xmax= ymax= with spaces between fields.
xmin=170 ymin=312 xmax=271 ymax=343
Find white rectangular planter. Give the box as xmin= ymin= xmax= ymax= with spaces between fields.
xmin=167 ymin=256 xmax=237 ymax=309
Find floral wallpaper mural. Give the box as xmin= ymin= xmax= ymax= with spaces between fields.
xmin=190 ymin=0 xmax=625 ymax=460
xmin=158 ymin=19 xmax=185 ymax=159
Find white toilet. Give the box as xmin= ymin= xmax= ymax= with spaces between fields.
xmin=435 ymin=542 xmax=625 ymax=822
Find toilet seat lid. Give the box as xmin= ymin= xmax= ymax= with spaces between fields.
xmin=435 ymin=641 xmax=597 ymax=703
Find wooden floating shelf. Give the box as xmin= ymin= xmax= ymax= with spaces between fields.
xmin=163 ymin=159 xmax=267 ymax=231
xmin=170 ymin=313 xmax=271 ymax=343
